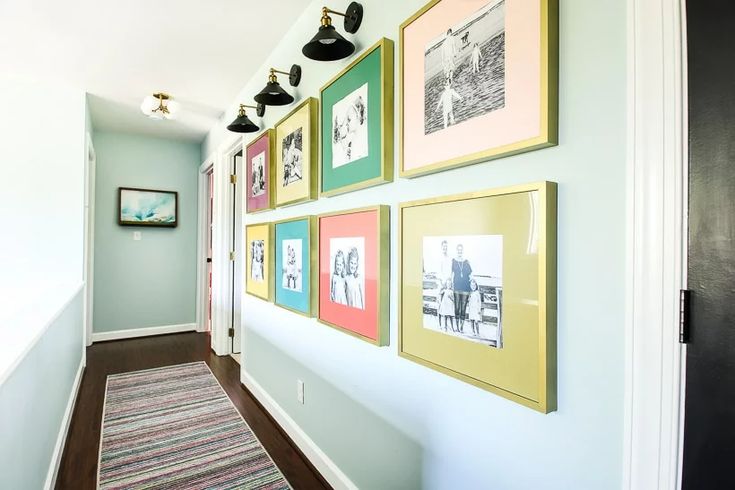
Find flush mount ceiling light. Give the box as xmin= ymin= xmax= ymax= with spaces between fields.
xmin=253 ymin=65 xmax=302 ymax=106
xmin=226 ymin=103 xmax=266 ymax=133
xmin=140 ymin=92 xmax=180 ymax=120
xmin=302 ymin=2 xmax=364 ymax=61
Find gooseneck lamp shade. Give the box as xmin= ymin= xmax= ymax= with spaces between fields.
xmin=302 ymin=25 xmax=355 ymax=61
xmin=227 ymin=105 xmax=260 ymax=133
xmin=254 ymin=80 xmax=294 ymax=106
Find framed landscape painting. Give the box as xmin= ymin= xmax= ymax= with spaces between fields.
xmin=118 ymin=187 xmax=177 ymax=227
xmin=317 ymin=206 xmax=389 ymax=346
xmin=399 ymin=0 xmax=558 ymax=177
xmin=245 ymin=223 xmax=273 ymax=301
xmin=274 ymin=216 xmax=317 ymax=317
xmin=274 ymin=98 xmax=319 ymax=207
xmin=398 ymin=182 xmax=557 ymax=412
xmin=246 ymin=129 xmax=275 ymax=213
xmin=320 ymin=38 xmax=394 ymax=197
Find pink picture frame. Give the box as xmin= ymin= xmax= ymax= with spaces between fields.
xmin=246 ymin=129 xmax=275 ymax=213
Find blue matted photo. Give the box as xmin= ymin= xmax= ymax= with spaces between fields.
xmin=274 ymin=217 xmax=314 ymax=316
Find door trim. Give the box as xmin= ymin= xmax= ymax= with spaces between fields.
xmin=83 ymin=132 xmax=96 ymax=350
xmin=624 ymin=0 xmax=688 ymax=488
xmin=196 ymin=157 xmax=214 ymax=337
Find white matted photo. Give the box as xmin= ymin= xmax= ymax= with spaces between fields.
xmin=282 ymin=127 xmax=303 ymax=186
xmin=251 ymin=151 xmax=266 ymax=198
xmin=329 ymin=236 xmax=365 ymax=310
xmin=281 ymin=238 xmax=303 ymax=292
xmin=422 ymin=235 xmax=504 ymax=348
xmin=424 ymin=0 xmax=506 ymax=135
xmin=332 ymin=83 xmax=369 ymax=168
xmin=250 ymin=240 xmax=265 ymax=282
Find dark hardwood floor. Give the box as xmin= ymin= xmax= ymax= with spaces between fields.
xmin=56 ymin=332 xmax=330 ymax=490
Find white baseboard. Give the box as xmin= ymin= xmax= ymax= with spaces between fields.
xmin=241 ymin=370 xmax=357 ymax=490
xmin=44 ymin=358 xmax=84 ymax=490
xmin=91 ymin=323 xmax=197 ymax=343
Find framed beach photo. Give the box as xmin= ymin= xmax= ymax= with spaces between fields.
xmin=317 ymin=206 xmax=390 ymax=346
xmin=320 ymin=38 xmax=394 ymax=197
xmin=399 ymin=0 xmax=558 ymax=177
xmin=274 ymin=216 xmax=317 ymax=317
xmin=246 ymin=129 xmax=275 ymax=213
xmin=274 ymin=98 xmax=319 ymax=207
xmin=118 ymin=187 xmax=178 ymax=227
xmin=398 ymin=182 xmax=557 ymax=412
xmin=245 ymin=223 xmax=273 ymax=301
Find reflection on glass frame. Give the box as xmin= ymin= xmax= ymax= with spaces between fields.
xmin=399 ymin=0 xmax=558 ymax=177
xmin=317 ymin=205 xmax=390 ymax=346
xmin=274 ymin=98 xmax=319 ymax=207
xmin=245 ymin=222 xmax=273 ymax=301
xmin=398 ymin=182 xmax=557 ymax=412
xmin=319 ymin=38 xmax=394 ymax=197
xmin=273 ymin=216 xmax=317 ymax=317
xmin=246 ymin=129 xmax=275 ymax=214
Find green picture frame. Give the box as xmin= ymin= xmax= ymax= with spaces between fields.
xmin=319 ymin=38 xmax=394 ymax=197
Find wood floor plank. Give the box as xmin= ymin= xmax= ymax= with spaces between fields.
xmin=55 ymin=332 xmax=330 ymax=490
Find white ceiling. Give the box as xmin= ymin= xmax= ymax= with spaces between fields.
xmin=0 ymin=0 xmax=311 ymax=142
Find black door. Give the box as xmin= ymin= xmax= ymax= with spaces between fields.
xmin=682 ymin=1 xmax=735 ymax=488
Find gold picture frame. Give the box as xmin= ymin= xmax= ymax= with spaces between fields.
xmin=272 ymin=215 xmax=318 ymax=317
xmin=245 ymin=128 xmax=276 ymax=214
xmin=316 ymin=205 xmax=390 ymax=346
xmin=398 ymin=182 xmax=557 ymax=412
xmin=245 ymin=222 xmax=274 ymax=301
xmin=274 ymin=97 xmax=319 ymax=207
xmin=319 ymin=37 xmax=394 ymax=197
xmin=398 ymin=0 xmax=559 ymax=178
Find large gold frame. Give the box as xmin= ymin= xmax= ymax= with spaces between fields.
xmin=318 ymin=37 xmax=395 ymax=197
xmin=274 ymin=97 xmax=319 ymax=207
xmin=245 ymin=128 xmax=276 ymax=214
xmin=272 ymin=215 xmax=318 ymax=318
xmin=398 ymin=0 xmax=559 ymax=178
xmin=245 ymin=222 xmax=274 ymax=301
xmin=398 ymin=182 xmax=557 ymax=412
xmin=316 ymin=205 xmax=390 ymax=346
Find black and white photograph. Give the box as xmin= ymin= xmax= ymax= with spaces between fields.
xmin=282 ymin=127 xmax=303 ymax=187
xmin=332 ymin=83 xmax=369 ymax=168
xmin=251 ymin=151 xmax=266 ymax=198
xmin=423 ymin=0 xmax=506 ymax=135
xmin=281 ymin=238 xmax=303 ymax=292
xmin=329 ymin=236 xmax=365 ymax=310
xmin=422 ymin=235 xmax=504 ymax=348
xmin=250 ymin=239 xmax=265 ymax=282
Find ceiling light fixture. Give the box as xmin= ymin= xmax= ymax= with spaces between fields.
xmin=140 ymin=92 xmax=180 ymax=120
xmin=302 ymin=3 xmax=364 ymax=61
xmin=253 ymin=65 xmax=302 ymax=106
xmin=226 ymin=103 xmax=266 ymax=133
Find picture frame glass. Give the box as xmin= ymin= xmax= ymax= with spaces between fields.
xmin=246 ymin=224 xmax=272 ymax=300
xmin=275 ymin=100 xmax=315 ymax=206
xmin=275 ymin=218 xmax=311 ymax=314
xmin=246 ymin=131 xmax=272 ymax=213
xmin=119 ymin=188 xmax=177 ymax=226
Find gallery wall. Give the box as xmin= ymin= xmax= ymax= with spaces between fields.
xmin=204 ymin=0 xmax=627 ymax=488
xmin=92 ymin=132 xmax=200 ymax=334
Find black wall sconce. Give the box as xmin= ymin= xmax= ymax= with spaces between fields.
xmin=226 ymin=103 xmax=265 ymax=133
xmin=302 ymin=2 xmax=364 ymax=61
xmin=253 ymin=65 xmax=302 ymax=106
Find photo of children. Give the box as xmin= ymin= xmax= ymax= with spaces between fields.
xmin=250 ymin=240 xmax=265 ymax=282
xmin=423 ymin=0 xmax=506 ymax=135
xmin=282 ymin=127 xmax=303 ymax=187
xmin=422 ymin=235 xmax=504 ymax=348
xmin=332 ymin=83 xmax=369 ymax=168
xmin=251 ymin=151 xmax=266 ymax=198
xmin=281 ymin=238 xmax=302 ymax=292
xmin=329 ymin=236 xmax=365 ymax=310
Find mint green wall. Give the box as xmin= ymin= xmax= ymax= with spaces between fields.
xmin=0 ymin=290 xmax=83 ymax=490
xmin=92 ymin=132 xmax=200 ymax=333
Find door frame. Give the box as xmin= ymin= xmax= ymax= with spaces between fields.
xmin=83 ymin=132 xmax=96 ymax=349
xmin=195 ymin=157 xmax=214 ymax=336
xmin=623 ymin=0 xmax=689 ymax=488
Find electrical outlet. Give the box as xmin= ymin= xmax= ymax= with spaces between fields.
xmin=133 ymin=231 xmax=142 ymax=241
xmin=297 ymin=379 xmax=304 ymax=404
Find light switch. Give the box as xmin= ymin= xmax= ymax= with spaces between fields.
xmin=133 ymin=231 xmax=142 ymax=241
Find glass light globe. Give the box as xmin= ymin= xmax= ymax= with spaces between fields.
xmin=166 ymin=100 xmax=181 ymax=116
xmin=140 ymin=95 xmax=157 ymax=115
xmin=148 ymin=110 xmax=164 ymax=120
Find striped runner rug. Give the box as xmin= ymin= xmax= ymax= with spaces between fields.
xmin=97 ymin=362 xmax=290 ymax=489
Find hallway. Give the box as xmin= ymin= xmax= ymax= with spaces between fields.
xmin=55 ymin=333 xmax=329 ymax=490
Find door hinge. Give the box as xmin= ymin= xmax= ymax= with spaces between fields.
xmin=228 ymin=327 xmax=235 ymax=338
xmin=229 ymin=251 xmax=236 ymax=261
xmin=230 ymin=174 xmax=237 ymax=184
xmin=679 ymin=289 xmax=691 ymax=344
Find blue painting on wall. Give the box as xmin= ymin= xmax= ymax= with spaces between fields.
xmin=118 ymin=187 xmax=178 ymax=227
xmin=274 ymin=217 xmax=313 ymax=316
